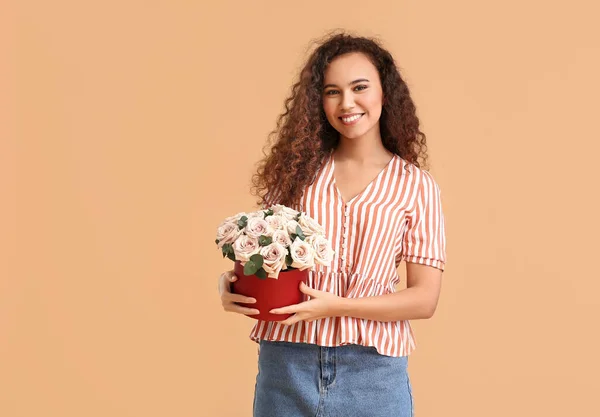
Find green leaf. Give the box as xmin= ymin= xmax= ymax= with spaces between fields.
xmin=255 ymin=268 xmax=267 ymax=279
xmin=286 ymin=253 xmax=293 ymax=266
xmin=238 ymin=216 xmax=248 ymax=229
xmin=215 ymin=239 xmax=220 ymax=245
xmin=265 ymin=209 xmax=274 ymax=216
xmin=244 ymin=260 xmax=258 ymax=275
xmin=226 ymin=251 xmax=236 ymax=262
xmin=249 ymin=253 xmax=263 ymax=269
xmin=221 ymin=243 xmax=233 ymax=256
xmin=258 ymin=235 xmax=273 ymax=246
xmin=295 ymin=225 xmax=305 ymax=240
xmin=295 ymin=213 xmax=301 ymax=221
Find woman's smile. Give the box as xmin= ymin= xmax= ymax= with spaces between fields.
xmin=339 ymin=113 xmax=365 ymax=125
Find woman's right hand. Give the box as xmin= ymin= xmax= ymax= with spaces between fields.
xmin=218 ymin=270 xmax=260 ymax=315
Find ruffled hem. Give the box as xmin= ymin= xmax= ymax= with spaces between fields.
xmin=249 ymin=317 xmax=416 ymax=358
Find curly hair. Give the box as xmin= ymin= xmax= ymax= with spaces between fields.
xmin=251 ymin=30 xmax=429 ymax=209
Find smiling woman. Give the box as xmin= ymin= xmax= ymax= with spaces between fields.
xmin=322 ymin=58 xmax=384 ymax=140
xmin=217 ymin=30 xmax=446 ymax=417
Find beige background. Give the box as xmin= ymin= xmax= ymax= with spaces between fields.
xmin=3 ymin=0 xmax=600 ymax=416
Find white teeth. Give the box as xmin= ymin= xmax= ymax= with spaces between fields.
xmin=341 ymin=114 xmax=363 ymax=123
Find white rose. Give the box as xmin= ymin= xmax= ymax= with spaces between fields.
xmin=245 ymin=217 xmax=273 ymax=238
xmin=298 ymin=214 xmax=325 ymax=237
xmin=246 ymin=211 xmax=266 ymax=219
xmin=286 ymin=220 xmax=301 ymax=236
xmin=306 ymin=235 xmax=334 ymax=266
xmin=272 ymin=204 xmax=300 ymax=221
xmin=265 ymin=214 xmax=286 ymax=231
xmin=215 ymin=221 xmax=242 ymax=249
xmin=289 ymin=237 xmax=315 ymax=270
xmin=272 ymin=229 xmax=292 ymax=248
xmin=259 ymin=242 xmax=288 ymax=279
xmin=224 ymin=212 xmax=247 ymax=224
xmin=232 ymin=235 xmax=260 ymax=263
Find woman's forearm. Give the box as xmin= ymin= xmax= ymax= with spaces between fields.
xmin=336 ymin=287 xmax=435 ymax=322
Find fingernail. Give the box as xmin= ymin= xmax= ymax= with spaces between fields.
xmin=249 ymin=298 xmax=256 ymax=303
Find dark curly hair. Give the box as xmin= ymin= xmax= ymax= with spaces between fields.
xmin=251 ymin=30 xmax=429 ymax=209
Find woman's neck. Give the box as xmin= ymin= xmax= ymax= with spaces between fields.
xmin=334 ymin=127 xmax=392 ymax=163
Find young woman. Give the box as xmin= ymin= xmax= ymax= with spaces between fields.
xmin=218 ymin=32 xmax=447 ymax=417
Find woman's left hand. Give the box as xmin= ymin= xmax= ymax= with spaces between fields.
xmin=270 ymin=282 xmax=344 ymax=326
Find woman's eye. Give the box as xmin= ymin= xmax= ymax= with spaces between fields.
xmin=324 ymin=86 xmax=366 ymax=95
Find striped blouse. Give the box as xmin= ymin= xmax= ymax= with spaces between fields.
xmin=249 ymin=152 xmax=447 ymax=357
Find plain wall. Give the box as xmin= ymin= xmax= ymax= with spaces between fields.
xmin=3 ymin=0 xmax=600 ymax=416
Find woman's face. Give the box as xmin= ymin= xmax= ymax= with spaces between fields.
xmin=322 ymin=52 xmax=384 ymax=140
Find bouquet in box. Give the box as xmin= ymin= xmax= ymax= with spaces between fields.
xmin=215 ymin=204 xmax=334 ymax=278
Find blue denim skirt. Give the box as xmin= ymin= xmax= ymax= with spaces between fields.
xmin=253 ymin=340 xmax=413 ymax=417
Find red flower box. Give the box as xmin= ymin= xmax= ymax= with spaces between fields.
xmin=231 ymin=260 xmax=309 ymax=321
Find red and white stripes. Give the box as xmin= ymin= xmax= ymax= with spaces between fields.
xmin=251 ymin=153 xmax=446 ymax=357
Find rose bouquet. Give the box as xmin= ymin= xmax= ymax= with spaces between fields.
xmin=215 ymin=204 xmax=334 ymax=321
xmin=215 ymin=204 xmax=334 ymax=279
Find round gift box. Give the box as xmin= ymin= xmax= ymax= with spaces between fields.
xmin=231 ymin=261 xmax=309 ymax=321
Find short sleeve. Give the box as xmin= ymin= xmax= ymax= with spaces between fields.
xmin=400 ymin=170 xmax=447 ymax=271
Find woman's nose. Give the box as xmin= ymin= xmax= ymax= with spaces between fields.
xmin=340 ymin=92 xmax=355 ymax=111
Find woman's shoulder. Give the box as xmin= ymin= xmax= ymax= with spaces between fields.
xmin=392 ymin=158 xmax=444 ymax=205
xmin=396 ymin=156 xmax=440 ymax=185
